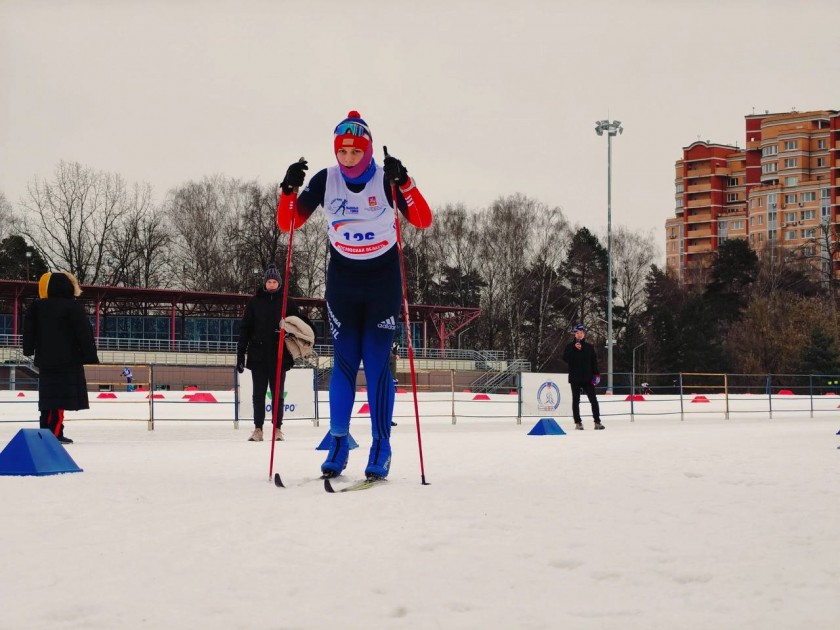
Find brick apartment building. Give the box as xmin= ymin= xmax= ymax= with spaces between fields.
xmin=665 ymin=109 xmax=840 ymax=286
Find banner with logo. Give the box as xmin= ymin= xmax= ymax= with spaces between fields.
xmin=520 ymin=373 xmax=572 ymax=418
xmin=238 ymin=368 xmax=316 ymax=420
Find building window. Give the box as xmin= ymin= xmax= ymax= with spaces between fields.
xmin=801 ymin=191 xmax=816 ymax=202
xmin=785 ymin=230 xmax=797 ymax=240
xmin=768 ymin=193 xmax=777 ymax=205
xmin=784 ymin=212 xmax=796 ymax=223
xmin=783 ymin=140 xmax=798 ymax=151
xmin=801 ymin=210 xmax=815 ymax=221
xmin=816 ymin=158 xmax=825 ymax=167
xmin=676 ymin=198 xmax=683 ymax=208
xmin=757 ymin=214 xmax=764 ymax=225
xmin=762 ymin=163 xmax=778 ymax=174
xmin=728 ymin=177 xmax=739 ymax=186
xmin=818 ymin=139 xmax=827 ymax=149
xmin=676 ymin=183 xmax=684 ymax=193
xmin=731 ymin=220 xmax=744 ymax=230
xmin=821 ymin=188 xmax=830 ymax=199
xmin=727 ymin=193 xmax=739 ymax=202
xmin=758 ymin=232 xmax=764 ymax=242
xmin=762 ymin=145 xmax=778 ymax=157
xmin=784 ymin=176 xmax=798 ymax=186
xmin=784 ymin=195 xmax=797 ymax=205
xmin=784 ymin=158 xmax=798 ymax=168
xmin=801 ymin=228 xmax=816 ymax=239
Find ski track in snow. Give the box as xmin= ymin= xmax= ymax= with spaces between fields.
xmin=0 ymin=394 xmax=839 ymax=629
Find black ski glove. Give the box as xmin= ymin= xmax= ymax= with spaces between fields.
xmin=281 ymin=159 xmax=308 ymax=195
xmin=236 ymin=355 xmax=245 ymax=374
xmin=383 ymin=155 xmax=409 ymax=186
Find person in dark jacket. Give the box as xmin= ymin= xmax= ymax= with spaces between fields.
xmin=561 ymin=323 xmax=604 ymax=430
xmin=22 ymin=271 xmax=100 ymax=444
xmin=236 ymin=263 xmax=306 ymax=442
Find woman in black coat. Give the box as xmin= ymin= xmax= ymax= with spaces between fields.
xmin=236 ymin=264 xmax=307 ymax=442
xmin=22 ymin=271 xmax=100 ymax=444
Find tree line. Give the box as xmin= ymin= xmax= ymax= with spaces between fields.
xmin=1 ymin=160 xmax=838 ymax=374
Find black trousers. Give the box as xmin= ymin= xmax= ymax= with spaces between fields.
xmin=250 ymin=363 xmax=287 ymax=429
xmin=570 ymin=381 xmax=601 ymax=423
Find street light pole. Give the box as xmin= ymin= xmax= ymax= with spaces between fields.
xmin=595 ymin=119 xmax=623 ymax=394
xmin=25 ymin=250 xmax=32 ymax=281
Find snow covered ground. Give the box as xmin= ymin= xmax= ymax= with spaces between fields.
xmin=1 ymin=394 xmax=838 ymax=629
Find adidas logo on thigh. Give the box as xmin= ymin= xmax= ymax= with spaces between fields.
xmin=377 ymin=316 xmax=397 ymax=330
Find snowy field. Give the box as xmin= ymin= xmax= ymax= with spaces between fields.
xmin=1 ymin=394 xmax=839 ymax=630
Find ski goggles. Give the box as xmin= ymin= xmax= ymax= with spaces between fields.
xmin=334 ymin=121 xmax=371 ymax=140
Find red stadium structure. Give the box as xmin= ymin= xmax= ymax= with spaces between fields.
xmin=0 ymin=279 xmax=479 ymax=352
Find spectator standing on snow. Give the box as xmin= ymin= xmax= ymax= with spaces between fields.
xmin=561 ymin=323 xmax=604 ymax=430
xmin=22 ymin=271 xmax=100 ymax=444
xmin=236 ymin=264 xmax=308 ymax=442
xmin=276 ymin=110 xmax=433 ymax=479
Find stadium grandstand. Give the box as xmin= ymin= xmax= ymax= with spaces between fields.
xmin=0 ymin=279 xmax=525 ymax=393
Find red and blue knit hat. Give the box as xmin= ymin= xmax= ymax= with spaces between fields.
xmin=333 ymin=110 xmax=374 ymax=182
xmin=333 ymin=110 xmax=372 ymax=153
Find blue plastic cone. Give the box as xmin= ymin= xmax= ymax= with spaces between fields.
xmin=528 ymin=418 xmax=566 ymax=436
xmin=0 ymin=429 xmax=83 ymax=476
xmin=315 ymin=431 xmax=359 ymax=451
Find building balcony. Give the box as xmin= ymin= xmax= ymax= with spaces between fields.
xmin=686 ymin=167 xmax=712 ymax=178
xmin=686 ymin=228 xmax=712 ymax=237
xmin=687 ymin=198 xmax=712 ymax=208
xmin=686 ymin=212 xmax=712 ymax=222
xmin=687 ymin=184 xmax=710 ymax=193
xmin=686 ymin=244 xmax=713 ymax=254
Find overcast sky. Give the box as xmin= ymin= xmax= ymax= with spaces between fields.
xmin=2 ymin=0 xmax=839 ymax=259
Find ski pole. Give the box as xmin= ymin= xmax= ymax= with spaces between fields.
xmin=384 ymin=146 xmax=429 ymax=486
xmin=269 ymin=157 xmax=304 ymax=487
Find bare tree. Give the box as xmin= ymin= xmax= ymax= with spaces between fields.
xmin=292 ymin=211 xmax=329 ymax=298
xmin=611 ymin=226 xmax=659 ymax=322
xmin=166 ymin=175 xmax=257 ymax=292
xmin=128 ymin=204 xmax=174 ymax=288
xmin=0 ymin=191 xmax=17 ymax=242
xmin=20 ymin=161 xmax=138 ymax=283
xmin=98 ymin=182 xmax=173 ymax=288
xmin=428 ymin=204 xmax=483 ymax=305
xmin=476 ymin=194 xmax=539 ymax=358
xmin=525 ymin=205 xmax=571 ymax=370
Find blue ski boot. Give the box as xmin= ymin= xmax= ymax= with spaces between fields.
xmin=364 ymin=438 xmax=391 ymax=479
xmin=321 ymin=434 xmax=349 ymax=478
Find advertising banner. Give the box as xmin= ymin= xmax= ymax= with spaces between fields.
xmin=238 ymin=367 xmax=316 ymax=420
xmin=520 ymin=372 xmax=572 ymax=419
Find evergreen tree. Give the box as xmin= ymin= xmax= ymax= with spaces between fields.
xmin=559 ymin=227 xmax=609 ymax=328
xmin=705 ymin=238 xmax=758 ymax=322
xmin=799 ymin=327 xmax=839 ymax=375
xmin=0 ymin=235 xmax=48 ymax=281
